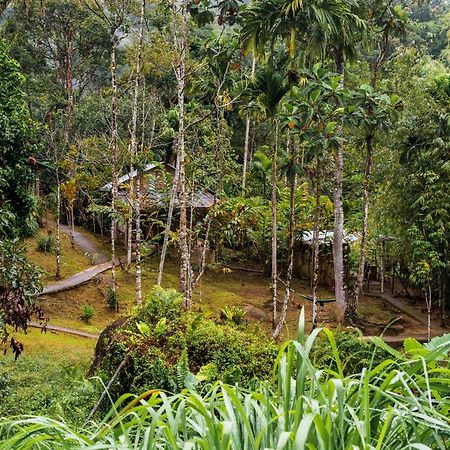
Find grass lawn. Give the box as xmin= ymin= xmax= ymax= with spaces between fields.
xmin=0 ymin=329 xmax=96 ymax=422
xmin=37 ymin=252 xmax=423 ymax=339
xmin=26 ymin=224 xmax=94 ymax=283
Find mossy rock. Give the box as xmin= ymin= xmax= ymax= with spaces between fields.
xmin=93 ymin=287 xmax=278 ymax=398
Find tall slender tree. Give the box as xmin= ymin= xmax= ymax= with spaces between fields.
xmin=241 ymin=0 xmax=365 ymax=322
xmin=247 ymin=68 xmax=288 ymax=327
xmin=273 ymin=133 xmax=299 ymax=339
xmin=129 ymin=0 xmax=146 ymax=304
xmin=85 ymin=0 xmax=130 ymax=302
xmin=171 ymin=0 xmax=191 ymax=306
xmin=242 ymin=57 xmax=256 ymax=192
xmin=349 ymin=86 xmax=397 ymax=312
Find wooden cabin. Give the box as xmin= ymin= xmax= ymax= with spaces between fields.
xmin=100 ymin=163 xmax=216 ymax=210
xmin=294 ymin=230 xmax=358 ymax=287
xmin=99 ymin=163 xmax=216 ymax=246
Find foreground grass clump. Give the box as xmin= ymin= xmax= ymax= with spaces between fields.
xmin=1 ymin=312 xmax=449 ymax=449
xmin=0 ymin=352 xmax=100 ymax=426
xmin=93 ymin=287 xmax=278 ymax=396
xmin=310 ymin=327 xmax=389 ymax=375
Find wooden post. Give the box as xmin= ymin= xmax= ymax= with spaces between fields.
xmin=380 ymin=239 xmax=385 ymax=294
xmin=391 ymin=263 xmax=395 ymax=294
xmin=35 ymin=176 xmax=41 ymax=197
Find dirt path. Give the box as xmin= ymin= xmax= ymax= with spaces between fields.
xmin=39 ymin=223 xmax=113 ymax=295
xmin=40 ymin=260 xmax=114 ymax=295
xmin=59 ymin=223 xmax=109 ymax=264
xmin=29 ymin=321 xmax=99 ymax=339
xmin=366 ymin=281 xmax=447 ymax=336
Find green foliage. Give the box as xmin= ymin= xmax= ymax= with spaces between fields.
xmin=377 ymin=69 xmax=450 ymax=305
xmin=0 ymin=39 xmax=40 ymax=239
xmin=2 ymin=313 xmax=449 ymax=448
xmin=0 ymin=240 xmax=43 ymax=358
xmin=311 ymin=327 xmax=389 ymax=375
xmin=98 ymin=287 xmax=278 ymax=397
xmin=135 ymin=286 xmax=184 ymax=323
xmin=0 ymin=354 xmax=100 ymax=426
xmin=35 ymin=233 xmax=55 ymax=253
xmin=80 ymin=304 xmax=94 ymax=323
xmin=219 ymin=305 xmax=246 ymax=325
xmin=104 ymin=285 xmax=118 ymax=309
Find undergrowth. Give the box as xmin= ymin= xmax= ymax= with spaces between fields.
xmin=1 ymin=310 xmax=448 ymax=449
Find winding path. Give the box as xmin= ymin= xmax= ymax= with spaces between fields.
xmin=41 ymin=260 xmax=114 ymax=295
xmin=29 ymin=321 xmax=100 ymax=339
xmin=36 ymin=226 xmax=447 ymax=343
xmin=366 ymin=281 xmax=447 ymax=337
xmin=59 ymin=223 xmax=109 ymax=263
xmin=40 ymin=224 xmax=112 ymax=295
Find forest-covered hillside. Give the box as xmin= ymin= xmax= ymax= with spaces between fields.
xmin=0 ymin=0 xmax=449 ymax=448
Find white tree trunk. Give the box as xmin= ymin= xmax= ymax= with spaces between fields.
xmin=193 ymin=216 xmax=211 ymax=288
xmin=333 ymin=144 xmax=346 ymax=322
xmin=64 ymin=30 xmax=74 ymax=145
xmin=55 ymin=173 xmax=62 ymax=280
xmin=241 ymin=57 xmax=256 ymax=193
xmin=273 ymin=165 xmax=295 ymax=339
xmin=353 ymin=135 xmax=373 ymax=310
xmin=110 ymin=33 xmax=119 ymax=304
xmin=129 ymin=0 xmax=145 ymax=303
xmin=126 ymin=214 xmax=132 ymax=268
xmin=333 ymin=54 xmax=347 ymax=323
xmin=135 ymin=175 xmax=142 ymax=304
xmin=157 ymin=148 xmax=180 ymax=286
xmin=70 ymin=205 xmax=75 ymax=248
xmin=271 ymin=123 xmax=278 ymax=328
xmin=242 ymin=116 xmax=251 ymax=193
xmin=312 ymin=170 xmax=321 ymax=329
xmin=172 ymin=0 xmax=191 ymax=307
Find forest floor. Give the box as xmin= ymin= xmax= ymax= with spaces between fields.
xmin=2 ymin=223 xmax=446 ymax=419
xmin=28 ymin=222 xmax=446 ymax=343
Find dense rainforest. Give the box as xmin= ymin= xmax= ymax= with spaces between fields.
xmin=0 ymin=0 xmax=449 ymax=448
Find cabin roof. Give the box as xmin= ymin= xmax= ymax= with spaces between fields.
xmin=296 ymin=230 xmax=359 ymax=246
xmin=99 ymin=163 xmax=157 ymax=192
xmin=99 ymin=162 xmax=216 ymax=208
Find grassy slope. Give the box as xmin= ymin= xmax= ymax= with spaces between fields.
xmin=27 ymin=224 xmax=93 ymax=283
xmin=2 ymin=228 xmax=425 ymax=421
xmin=38 ymin=253 xmax=418 ymax=338
xmin=0 ymin=329 xmax=96 ymax=421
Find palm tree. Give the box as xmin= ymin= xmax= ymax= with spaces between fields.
xmin=241 ymin=0 xmax=365 ymax=322
xmin=273 ymin=134 xmax=300 ymax=339
xmin=248 ymin=68 xmax=289 ymax=327
xmin=252 ymin=151 xmax=272 ymax=196
xmin=349 ymin=86 xmax=396 ymax=314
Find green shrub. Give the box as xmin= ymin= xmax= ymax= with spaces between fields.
xmin=80 ymin=304 xmax=94 ymax=323
xmin=2 ymin=315 xmax=449 ymax=448
xmin=36 ymin=233 xmax=55 ymax=252
xmin=219 ymin=305 xmax=246 ymax=325
xmin=105 ymin=285 xmax=118 ymax=309
xmin=98 ymin=287 xmax=278 ymax=398
xmin=135 ymin=286 xmax=184 ymax=323
xmin=311 ymin=327 xmax=389 ymax=375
